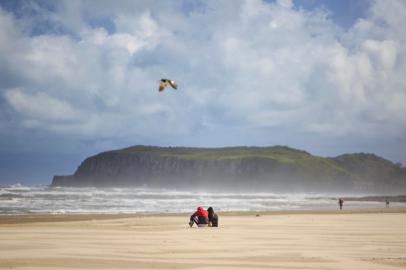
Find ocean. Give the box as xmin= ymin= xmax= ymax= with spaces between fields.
xmin=0 ymin=184 xmax=402 ymax=215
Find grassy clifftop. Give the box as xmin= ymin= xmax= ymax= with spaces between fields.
xmin=53 ymin=145 xmax=406 ymax=191
xmin=112 ymin=145 xmax=311 ymax=161
xmin=108 ymin=145 xmax=405 ymax=182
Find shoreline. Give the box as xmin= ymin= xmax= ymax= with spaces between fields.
xmin=1 ymin=207 xmax=405 ymax=224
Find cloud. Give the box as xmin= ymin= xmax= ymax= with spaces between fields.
xmin=4 ymin=88 xmax=81 ymax=123
xmin=0 ymin=0 xmax=405 ymax=149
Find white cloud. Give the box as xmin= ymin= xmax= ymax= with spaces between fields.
xmin=277 ymin=0 xmax=293 ymax=9
xmin=362 ymin=39 xmax=397 ymax=73
xmin=4 ymin=88 xmax=81 ymax=123
xmin=0 ymin=0 xmax=406 ymax=149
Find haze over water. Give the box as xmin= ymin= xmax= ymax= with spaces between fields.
xmin=1 ymin=184 xmax=403 ymax=215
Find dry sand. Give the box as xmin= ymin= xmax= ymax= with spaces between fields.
xmin=1 ymin=209 xmax=406 ymax=270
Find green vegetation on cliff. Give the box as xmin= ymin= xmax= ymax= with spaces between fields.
xmin=53 ymin=145 xmax=406 ymax=192
xmin=113 ymin=145 xmax=311 ymax=161
xmin=109 ymin=145 xmax=352 ymax=178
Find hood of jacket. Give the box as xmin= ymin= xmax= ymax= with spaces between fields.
xmin=194 ymin=207 xmax=208 ymax=218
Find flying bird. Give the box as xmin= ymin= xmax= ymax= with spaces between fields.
xmin=159 ymin=79 xmax=177 ymax=92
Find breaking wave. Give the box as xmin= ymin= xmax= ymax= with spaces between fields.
xmin=0 ymin=184 xmax=402 ymax=215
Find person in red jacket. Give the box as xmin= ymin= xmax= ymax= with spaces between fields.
xmin=189 ymin=206 xmax=209 ymax=227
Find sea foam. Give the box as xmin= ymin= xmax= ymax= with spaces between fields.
xmin=0 ymin=184 xmax=403 ymax=215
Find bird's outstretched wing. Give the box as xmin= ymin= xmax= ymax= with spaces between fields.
xmin=159 ymin=80 xmax=168 ymax=92
xmin=168 ymin=80 xmax=177 ymax=90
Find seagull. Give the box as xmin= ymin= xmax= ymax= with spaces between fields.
xmin=159 ymin=79 xmax=177 ymax=92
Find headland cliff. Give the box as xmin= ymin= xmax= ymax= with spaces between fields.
xmin=52 ymin=145 xmax=406 ymax=192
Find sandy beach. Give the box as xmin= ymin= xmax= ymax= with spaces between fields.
xmin=1 ymin=209 xmax=406 ymax=270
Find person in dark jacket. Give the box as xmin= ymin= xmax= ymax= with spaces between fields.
xmin=207 ymin=207 xmax=218 ymax=227
xmin=338 ymin=198 xmax=344 ymax=210
xmin=189 ymin=206 xmax=209 ymax=227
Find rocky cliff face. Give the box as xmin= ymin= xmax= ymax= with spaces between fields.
xmin=53 ymin=153 xmax=301 ymax=190
xmin=52 ymin=146 xmax=406 ymax=192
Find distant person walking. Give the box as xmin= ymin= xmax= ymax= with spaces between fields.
xmin=338 ymin=198 xmax=344 ymax=210
xmin=207 ymin=207 xmax=219 ymax=227
xmin=189 ymin=207 xmax=209 ymax=227
xmin=386 ymin=199 xmax=390 ymax=208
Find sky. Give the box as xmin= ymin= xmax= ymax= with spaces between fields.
xmin=0 ymin=0 xmax=405 ymax=185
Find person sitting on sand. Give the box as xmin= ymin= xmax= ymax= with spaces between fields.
xmin=189 ymin=206 xmax=209 ymax=227
xmin=207 ymin=207 xmax=218 ymax=227
xmin=338 ymin=198 xmax=344 ymax=210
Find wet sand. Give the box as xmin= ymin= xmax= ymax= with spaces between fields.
xmin=1 ymin=209 xmax=406 ymax=269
